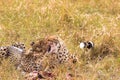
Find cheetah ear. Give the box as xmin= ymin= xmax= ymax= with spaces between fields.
xmin=30 ymin=41 xmax=35 ymax=46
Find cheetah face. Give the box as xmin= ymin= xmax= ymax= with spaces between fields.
xmin=30 ymin=40 xmax=47 ymax=53
xmin=30 ymin=36 xmax=61 ymax=54
xmin=30 ymin=41 xmax=60 ymax=54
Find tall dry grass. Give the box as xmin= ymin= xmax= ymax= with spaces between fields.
xmin=0 ymin=0 xmax=120 ymax=80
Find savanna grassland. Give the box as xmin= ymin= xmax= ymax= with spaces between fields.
xmin=0 ymin=0 xmax=120 ymax=80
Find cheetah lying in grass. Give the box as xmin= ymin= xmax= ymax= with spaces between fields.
xmin=0 ymin=42 xmax=25 ymax=65
xmin=0 ymin=36 xmax=78 ymax=80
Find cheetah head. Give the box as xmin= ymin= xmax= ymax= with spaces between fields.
xmin=30 ymin=36 xmax=61 ymax=54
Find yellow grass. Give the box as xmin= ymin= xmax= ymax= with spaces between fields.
xmin=0 ymin=0 xmax=120 ymax=80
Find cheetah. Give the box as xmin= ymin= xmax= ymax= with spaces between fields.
xmin=0 ymin=36 xmax=78 ymax=80
xmin=20 ymin=35 xmax=78 ymax=79
xmin=0 ymin=42 xmax=26 ymax=65
xmin=20 ymin=36 xmax=78 ymax=73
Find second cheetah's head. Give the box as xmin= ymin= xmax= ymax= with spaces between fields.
xmin=30 ymin=36 xmax=62 ymax=54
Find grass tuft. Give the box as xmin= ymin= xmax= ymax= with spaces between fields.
xmin=0 ymin=0 xmax=120 ymax=80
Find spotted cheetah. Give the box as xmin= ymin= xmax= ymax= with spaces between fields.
xmin=0 ymin=42 xmax=26 ymax=65
xmin=0 ymin=36 xmax=78 ymax=80
xmin=20 ymin=36 xmax=78 ymax=73
xmin=19 ymin=36 xmax=78 ymax=80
